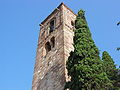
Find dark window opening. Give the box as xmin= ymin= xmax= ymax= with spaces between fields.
xmin=51 ymin=37 xmax=55 ymax=48
xmin=71 ymin=21 xmax=74 ymax=26
xmin=49 ymin=20 xmax=55 ymax=33
xmin=45 ymin=42 xmax=51 ymax=54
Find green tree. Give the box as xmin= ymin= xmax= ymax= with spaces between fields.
xmin=116 ymin=70 xmax=120 ymax=89
xmin=102 ymin=51 xmax=117 ymax=80
xmin=65 ymin=10 xmax=112 ymax=90
xmin=102 ymin=51 xmax=120 ymax=89
xmin=114 ymin=70 xmax=120 ymax=90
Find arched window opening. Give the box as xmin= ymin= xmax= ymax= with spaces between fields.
xmin=49 ymin=19 xmax=55 ymax=33
xmin=51 ymin=37 xmax=55 ymax=48
xmin=45 ymin=42 xmax=51 ymax=54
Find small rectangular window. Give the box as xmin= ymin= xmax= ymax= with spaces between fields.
xmin=49 ymin=20 xmax=55 ymax=33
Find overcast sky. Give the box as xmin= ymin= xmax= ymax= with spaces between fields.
xmin=0 ymin=0 xmax=120 ymax=90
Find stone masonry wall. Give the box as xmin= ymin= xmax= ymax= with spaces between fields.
xmin=62 ymin=5 xmax=76 ymax=81
xmin=32 ymin=3 xmax=76 ymax=90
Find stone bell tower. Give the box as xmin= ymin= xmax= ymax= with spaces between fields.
xmin=32 ymin=3 xmax=76 ymax=90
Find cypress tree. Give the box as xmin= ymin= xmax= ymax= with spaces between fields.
xmin=102 ymin=51 xmax=117 ymax=80
xmin=116 ymin=70 xmax=120 ymax=89
xmin=102 ymin=51 xmax=120 ymax=89
xmin=65 ymin=10 xmax=112 ymax=90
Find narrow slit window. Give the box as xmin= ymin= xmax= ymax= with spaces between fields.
xmin=49 ymin=20 xmax=55 ymax=33
xmin=51 ymin=37 xmax=55 ymax=48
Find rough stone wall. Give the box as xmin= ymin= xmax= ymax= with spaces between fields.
xmin=62 ymin=5 xmax=76 ymax=81
xmin=32 ymin=3 xmax=76 ymax=90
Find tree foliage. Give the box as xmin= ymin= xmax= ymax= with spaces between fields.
xmin=102 ymin=51 xmax=120 ymax=89
xmin=65 ymin=10 xmax=112 ymax=90
xmin=102 ymin=51 xmax=117 ymax=80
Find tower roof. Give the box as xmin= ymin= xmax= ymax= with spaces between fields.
xmin=40 ymin=2 xmax=77 ymax=25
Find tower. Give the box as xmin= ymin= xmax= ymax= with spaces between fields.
xmin=32 ymin=3 xmax=76 ymax=90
